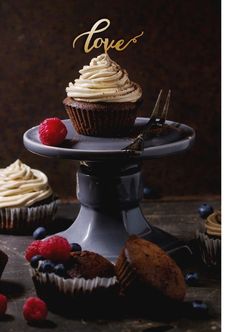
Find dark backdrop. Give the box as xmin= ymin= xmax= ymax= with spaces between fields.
xmin=0 ymin=0 xmax=221 ymax=199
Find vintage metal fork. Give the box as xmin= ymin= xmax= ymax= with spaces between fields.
xmin=123 ymin=89 xmax=171 ymax=152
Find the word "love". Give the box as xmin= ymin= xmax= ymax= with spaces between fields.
xmin=73 ymin=18 xmax=144 ymax=53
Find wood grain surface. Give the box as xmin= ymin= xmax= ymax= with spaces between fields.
xmin=0 ymin=199 xmax=221 ymax=332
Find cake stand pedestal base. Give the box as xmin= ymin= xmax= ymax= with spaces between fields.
xmin=56 ymin=161 xmax=192 ymax=263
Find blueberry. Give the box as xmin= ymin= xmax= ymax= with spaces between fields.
xmin=143 ymin=187 xmax=155 ymax=199
xmin=191 ymin=300 xmax=208 ymax=314
xmin=198 ymin=203 xmax=214 ymax=219
xmin=33 ymin=227 xmax=47 ymax=240
xmin=30 ymin=255 xmax=45 ymax=269
xmin=70 ymin=243 xmax=82 ymax=252
xmin=54 ymin=263 xmax=66 ymax=277
xmin=39 ymin=260 xmax=55 ymax=273
xmin=185 ymin=300 xmax=209 ymax=318
xmin=185 ymin=272 xmax=199 ymax=286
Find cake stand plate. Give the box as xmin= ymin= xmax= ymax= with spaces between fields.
xmin=23 ymin=118 xmax=195 ymax=264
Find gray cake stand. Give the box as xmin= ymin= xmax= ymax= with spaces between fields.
xmin=23 ymin=118 xmax=195 ymax=263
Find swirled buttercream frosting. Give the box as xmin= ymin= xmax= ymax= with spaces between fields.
xmin=0 ymin=160 xmax=53 ymax=208
xmin=205 ymin=210 xmax=221 ymax=237
xmin=66 ymin=53 xmax=142 ymax=103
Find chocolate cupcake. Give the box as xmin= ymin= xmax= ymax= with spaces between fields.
xmin=0 ymin=160 xmax=58 ymax=234
xmin=115 ymin=235 xmax=186 ymax=302
xmin=0 ymin=249 xmax=8 ymax=278
xmin=67 ymin=251 xmax=116 ymax=280
xmin=197 ymin=210 xmax=221 ymax=267
xmin=63 ymin=53 xmax=142 ymax=137
xmin=28 ymin=237 xmax=118 ymax=315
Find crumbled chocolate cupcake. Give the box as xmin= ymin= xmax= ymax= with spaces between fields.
xmin=67 ymin=251 xmax=116 ymax=279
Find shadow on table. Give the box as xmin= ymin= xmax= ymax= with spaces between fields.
xmin=0 ymin=280 xmax=25 ymax=299
xmin=27 ymin=320 xmax=57 ymax=329
xmin=46 ymin=217 xmax=74 ymax=234
xmin=0 ymin=314 xmax=15 ymax=322
xmin=38 ymin=290 xmax=212 ymax=323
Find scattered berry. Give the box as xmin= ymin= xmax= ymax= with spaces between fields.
xmin=198 ymin=203 xmax=214 ymax=219
xmin=38 ymin=260 xmax=55 ymax=273
xmin=33 ymin=227 xmax=47 ymax=240
xmin=23 ymin=297 xmax=47 ymax=322
xmin=184 ymin=300 xmax=209 ymax=318
xmin=39 ymin=117 xmax=67 ymax=146
xmin=185 ymin=272 xmax=199 ymax=286
xmin=191 ymin=300 xmax=208 ymax=315
xmin=143 ymin=187 xmax=152 ymax=198
xmin=25 ymin=240 xmax=42 ymax=262
xmin=30 ymin=255 xmax=45 ymax=269
xmin=143 ymin=187 xmax=156 ymax=199
xmin=40 ymin=236 xmax=71 ymax=262
xmin=54 ymin=263 xmax=66 ymax=277
xmin=0 ymin=294 xmax=7 ymax=317
xmin=70 ymin=243 xmax=82 ymax=252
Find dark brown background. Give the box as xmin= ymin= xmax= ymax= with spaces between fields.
xmin=0 ymin=0 xmax=220 ymax=199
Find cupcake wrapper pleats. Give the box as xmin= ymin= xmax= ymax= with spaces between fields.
xmin=65 ymin=105 xmax=138 ymax=137
xmin=196 ymin=231 xmax=221 ymax=267
xmin=115 ymin=251 xmax=138 ymax=293
xmin=0 ymin=200 xmax=58 ymax=234
xmin=31 ymin=268 xmax=118 ymax=295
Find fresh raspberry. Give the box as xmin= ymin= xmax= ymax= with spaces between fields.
xmin=0 ymin=294 xmax=7 ymax=316
xmin=23 ymin=297 xmax=47 ymax=322
xmin=40 ymin=236 xmax=71 ymax=262
xmin=39 ymin=117 xmax=67 ymax=146
xmin=25 ymin=240 xmax=42 ymax=262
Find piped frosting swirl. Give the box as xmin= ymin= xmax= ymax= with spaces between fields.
xmin=0 ymin=160 xmax=53 ymax=208
xmin=205 ymin=210 xmax=221 ymax=237
xmin=66 ymin=53 xmax=142 ymax=103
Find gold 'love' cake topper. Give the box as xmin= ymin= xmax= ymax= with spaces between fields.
xmin=73 ymin=18 xmax=144 ymax=53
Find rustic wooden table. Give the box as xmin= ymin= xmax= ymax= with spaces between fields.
xmin=0 ymin=199 xmax=221 ymax=332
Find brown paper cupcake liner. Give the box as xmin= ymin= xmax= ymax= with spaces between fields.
xmin=196 ymin=230 xmax=221 ymax=267
xmin=65 ymin=104 xmax=138 ymax=137
xmin=0 ymin=199 xmax=58 ymax=234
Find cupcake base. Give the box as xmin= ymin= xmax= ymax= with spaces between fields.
xmin=196 ymin=231 xmax=221 ymax=268
xmin=63 ymin=97 xmax=141 ymax=137
xmin=32 ymin=272 xmax=182 ymax=319
xmin=31 ymin=271 xmax=119 ymax=318
xmin=0 ymin=199 xmax=58 ymax=234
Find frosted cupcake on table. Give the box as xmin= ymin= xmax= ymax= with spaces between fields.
xmin=0 ymin=159 xmax=57 ymax=234
xmin=63 ymin=53 xmax=142 ymax=137
xmin=197 ymin=210 xmax=221 ymax=268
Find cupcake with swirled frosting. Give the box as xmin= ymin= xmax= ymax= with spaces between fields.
xmin=197 ymin=210 xmax=221 ymax=268
xmin=0 ymin=159 xmax=57 ymax=233
xmin=63 ymin=53 xmax=142 ymax=137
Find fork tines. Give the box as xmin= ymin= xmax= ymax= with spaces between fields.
xmin=157 ymin=89 xmax=171 ymax=124
xmin=122 ymin=89 xmax=171 ymax=152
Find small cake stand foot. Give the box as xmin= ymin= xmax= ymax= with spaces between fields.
xmin=56 ymin=161 xmax=193 ymax=263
